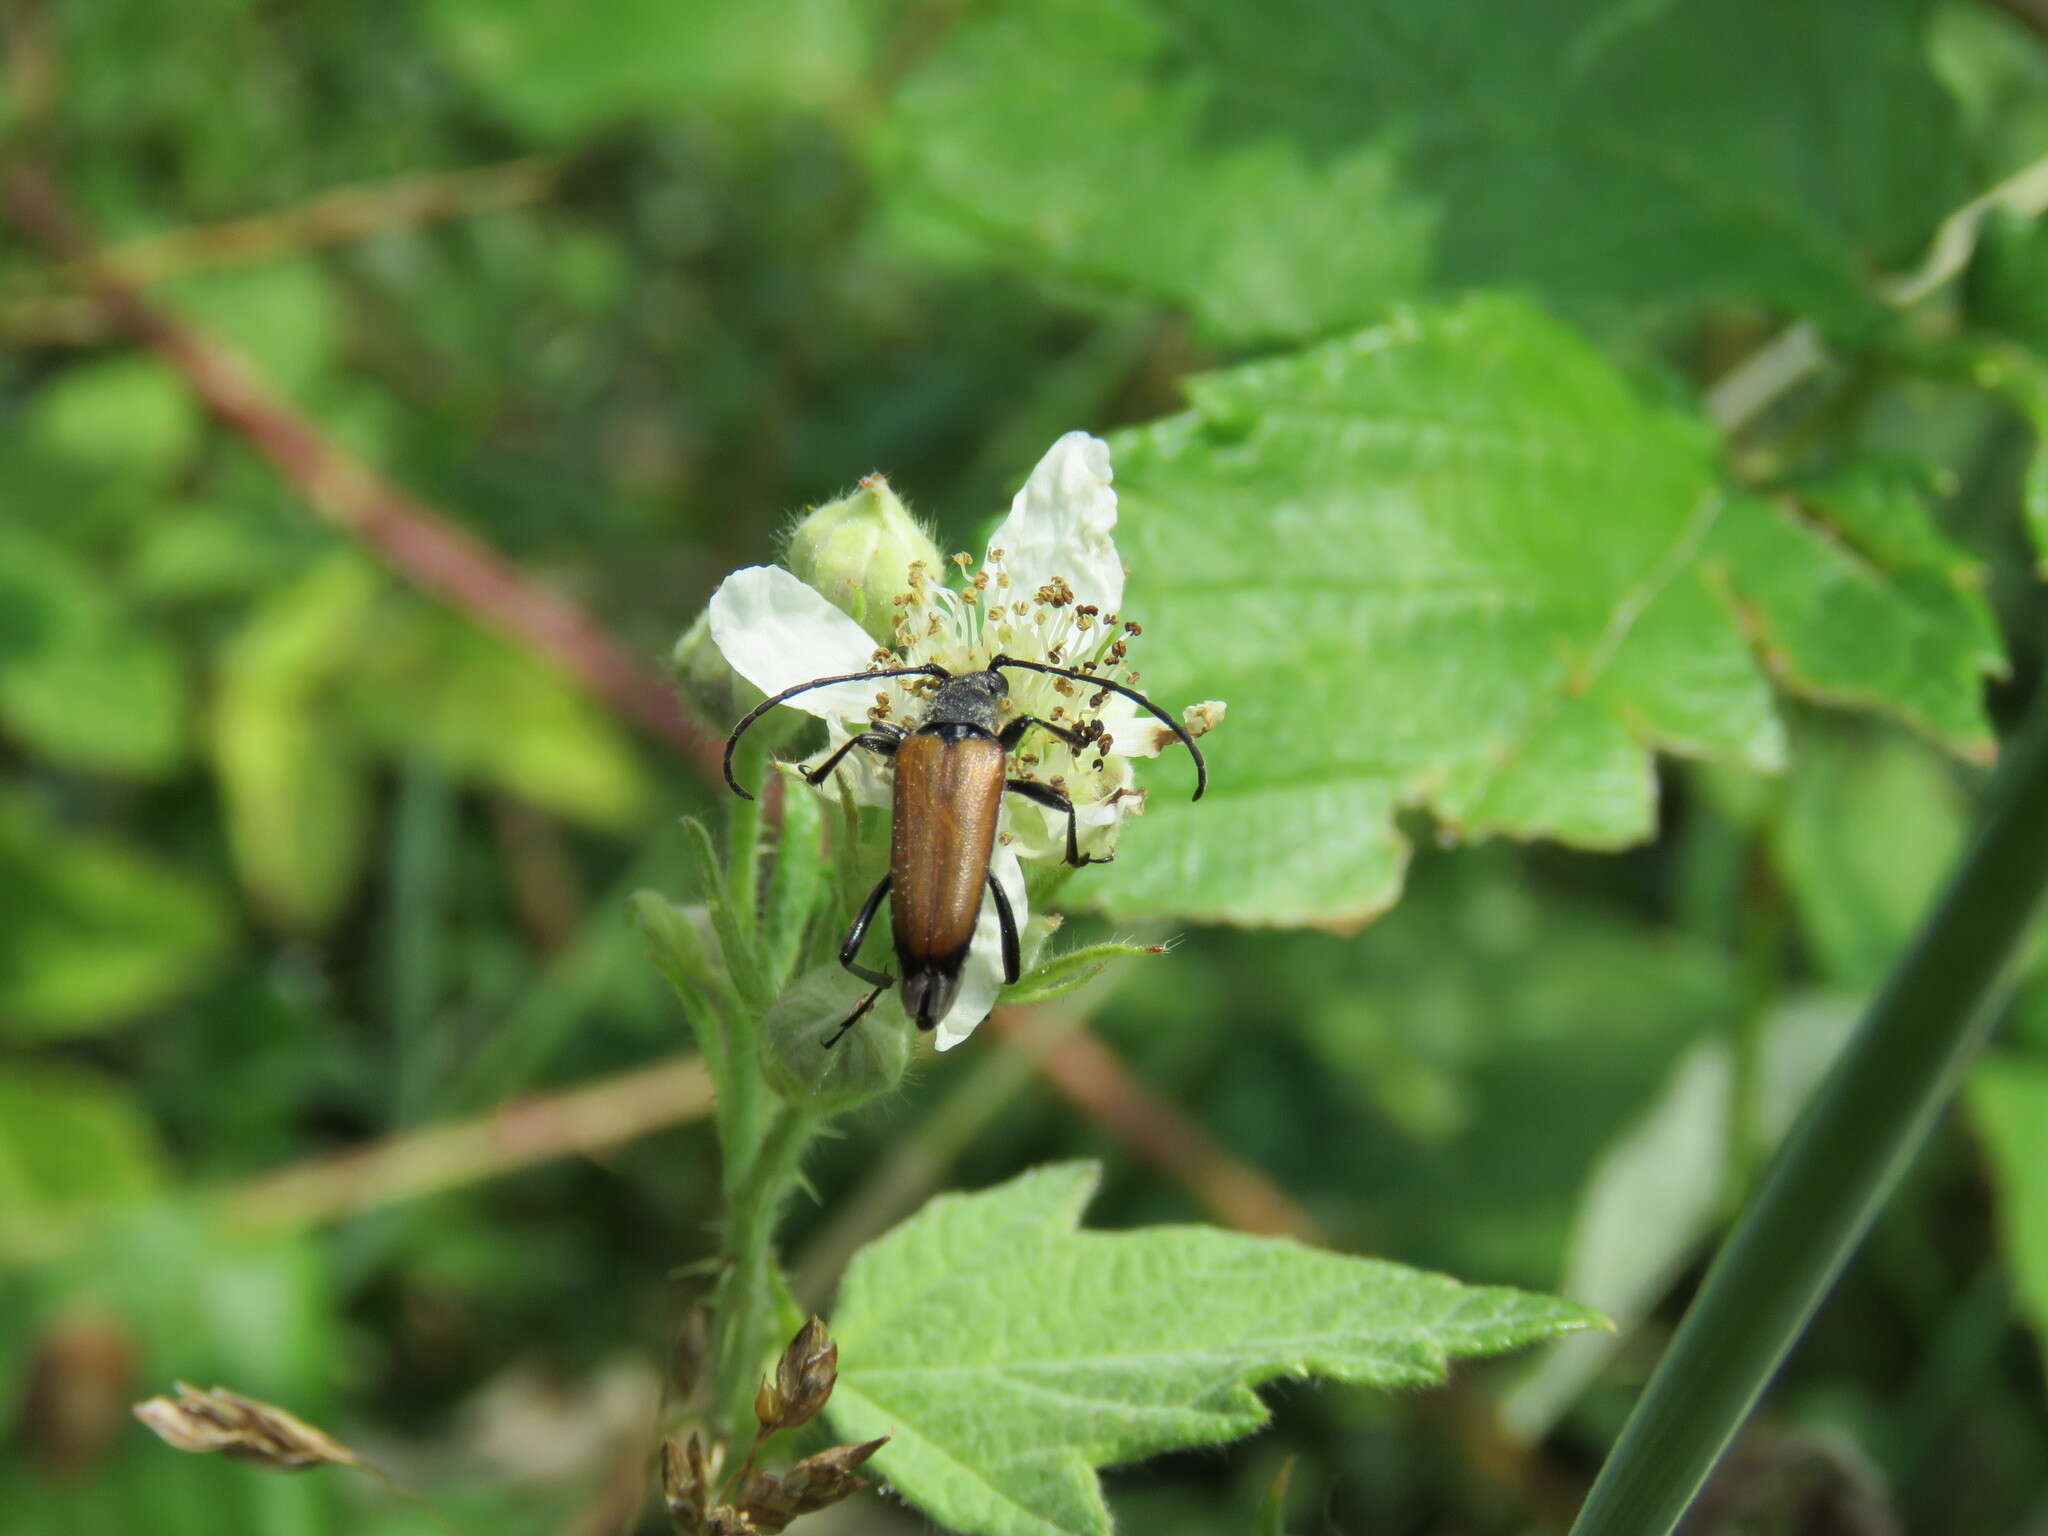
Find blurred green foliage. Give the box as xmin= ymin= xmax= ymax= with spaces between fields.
xmin=4 ymin=0 xmax=2048 ymax=1532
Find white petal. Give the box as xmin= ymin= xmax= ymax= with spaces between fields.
xmin=708 ymin=565 xmax=888 ymax=722
xmin=932 ymin=843 xmax=1028 ymax=1051
xmin=986 ymin=432 xmax=1125 ymax=614
xmin=1112 ymin=698 xmax=1228 ymax=759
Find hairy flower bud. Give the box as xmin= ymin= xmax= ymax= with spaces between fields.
xmin=761 ymin=964 xmax=911 ymax=1110
xmin=672 ymin=611 xmax=798 ymax=758
xmin=784 ymin=474 xmax=944 ymax=644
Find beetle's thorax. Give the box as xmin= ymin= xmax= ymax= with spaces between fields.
xmin=918 ymin=669 xmax=1006 ymax=735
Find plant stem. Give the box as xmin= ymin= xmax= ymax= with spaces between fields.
xmin=1568 ymin=690 xmax=2048 ymax=1536
xmin=728 ymin=736 xmax=767 ymax=947
xmin=716 ymin=745 xmax=774 ymax=1172
xmin=713 ymin=1104 xmax=816 ymax=1440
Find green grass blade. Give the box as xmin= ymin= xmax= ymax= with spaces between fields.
xmin=1569 ymin=694 xmax=2048 ymax=1536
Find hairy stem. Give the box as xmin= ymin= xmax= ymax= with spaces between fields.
xmin=712 ymin=1104 xmax=817 ymax=1441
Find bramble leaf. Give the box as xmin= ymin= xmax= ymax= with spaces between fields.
xmin=828 ymin=1163 xmax=1602 ymax=1536
xmin=874 ymin=0 xmax=1958 ymax=343
xmin=1088 ymin=296 xmax=2000 ymax=926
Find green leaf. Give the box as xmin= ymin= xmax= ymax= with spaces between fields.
xmin=829 ymin=1162 xmax=1603 ymax=1536
xmin=23 ymin=353 xmax=202 ymax=482
xmin=1093 ymin=298 xmax=1765 ymax=924
xmin=0 ymin=529 xmax=189 ymax=776
xmin=871 ymin=0 xmax=1429 ymax=347
xmin=162 ymin=262 xmax=338 ymax=396
xmin=1961 ymin=341 xmax=2048 ymax=572
xmin=1700 ymin=487 xmax=2001 ymax=761
xmin=1967 ymin=1055 xmax=2048 ymax=1381
xmin=343 ymin=606 xmax=649 ymax=831
xmin=427 ymin=0 xmax=881 ymax=138
xmin=875 ymin=0 xmax=1958 ymax=343
xmin=211 ymin=553 xmax=380 ymax=930
xmin=1769 ymin=722 xmax=1970 ymax=988
xmin=1089 ymin=298 xmax=2001 ymax=927
xmin=1253 ymin=1458 xmax=1296 ymax=1536
xmin=0 ymin=793 xmax=230 ymax=1038
xmin=1001 ymin=939 xmax=1163 ymax=1006
xmin=1500 ymin=998 xmax=1859 ymax=1442
xmin=1568 ymin=692 xmax=2048 ymax=1536
xmin=0 ymin=1062 xmax=162 ymax=1224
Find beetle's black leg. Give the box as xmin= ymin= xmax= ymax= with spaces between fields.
xmin=985 ymin=870 xmax=1021 ymax=985
xmin=822 ymin=981 xmax=888 ymax=1049
xmin=804 ymin=724 xmax=906 ymax=787
xmin=724 ymin=662 xmax=949 ymax=798
xmin=988 ymin=655 xmax=1206 ymax=801
xmin=838 ymin=874 xmax=894 ymax=988
xmin=1005 ymin=778 xmax=1113 ymax=867
xmin=997 ymin=713 xmax=1089 ymax=753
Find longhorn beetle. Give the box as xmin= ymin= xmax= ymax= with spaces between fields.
xmin=724 ymin=655 xmax=1206 ymax=1046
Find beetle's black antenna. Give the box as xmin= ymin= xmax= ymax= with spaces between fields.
xmin=722 ymin=663 xmax=949 ymax=797
xmin=989 ymin=655 xmax=1208 ymax=800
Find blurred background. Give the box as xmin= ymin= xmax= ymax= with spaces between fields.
xmin=4 ymin=0 xmax=2048 ymax=1532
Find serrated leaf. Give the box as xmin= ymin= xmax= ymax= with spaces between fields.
xmin=828 ymin=1162 xmax=1602 ymax=1536
xmin=0 ymin=793 xmax=230 ymax=1038
xmin=1967 ymin=1056 xmax=2048 ymax=1381
xmin=1092 ymin=297 xmax=1776 ymax=925
xmin=875 ymin=0 xmax=1958 ymax=343
xmin=0 ymin=530 xmax=189 ymax=776
xmin=871 ymin=0 xmax=1429 ymax=347
xmin=1086 ymin=297 xmax=2001 ymax=926
xmin=1701 ymin=490 xmax=2001 ymax=760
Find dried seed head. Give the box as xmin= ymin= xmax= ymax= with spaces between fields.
xmin=734 ymin=1469 xmax=799 ymax=1533
xmin=731 ymin=1435 xmax=890 ymax=1532
xmin=762 ymin=1317 xmax=836 ymax=1432
xmin=662 ymin=1430 xmax=722 ymax=1528
xmin=132 ymin=1384 xmax=358 ymax=1472
xmin=704 ymin=1507 xmax=757 ymax=1536
xmin=780 ymin=1435 xmax=891 ymax=1513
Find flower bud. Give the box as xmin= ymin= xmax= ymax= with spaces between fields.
xmin=672 ymin=611 xmax=802 ymax=759
xmin=761 ymin=964 xmax=912 ymax=1111
xmin=784 ymin=475 xmax=944 ymax=644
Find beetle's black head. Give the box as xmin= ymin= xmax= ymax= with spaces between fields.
xmin=922 ymin=668 xmax=1006 ymax=733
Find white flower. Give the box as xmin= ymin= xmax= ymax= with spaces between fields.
xmin=706 ymin=432 xmax=1220 ymax=1049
